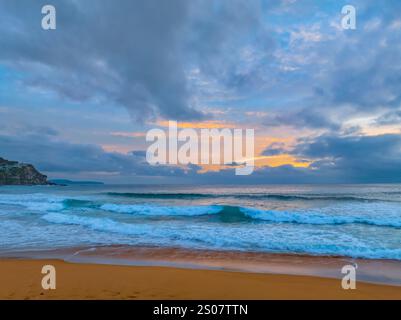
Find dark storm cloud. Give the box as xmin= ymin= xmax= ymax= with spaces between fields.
xmin=206 ymin=133 xmax=401 ymax=184
xmin=196 ymin=133 xmax=401 ymax=184
xmin=0 ymin=0 xmax=201 ymax=120
xmin=292 ymin=133 xmax=401 ymax=182
xmin=294 ymin=134 xmax=401 ymax=159
xmin=0 ymin=133 xmax=191 ymax=178
xmin=186 ymin=0 xmax=272 ymax=91
xmin=0 ymin=0 xmax=275 ymax=121
xmin=2 ymin=130 xmax=401 ymax=184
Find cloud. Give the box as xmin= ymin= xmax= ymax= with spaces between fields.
xmin=0 ymin=133 xmax=193 ymax=181
xmin=0 ymin=0 xmax=202 ymax=121
xmin=262 ymin=108 xmax=340 ymax=130
xmin=192 ymin=133 xmax=401 ymax=184
xmin=374 ymin=110 xmax=401 ymax=125
xmin=0 ymin=123 xmax=59 ymax=137
xmin=311 ymin=5 xmax=401 ymax=112
xmin=261 ymin=0 xmax=401 ymax=131
xmin=2 ymin=130 xmax=401 ymax=184
xmin=207 ymin=132 xmax=401 ymax=184
xmin=262 ymin=142 xmax=287 ymax=156
xmin=111 ymin=132 xmax=146 ymax=138
xmin=0 ymin=0 xmax=277 ymax=122
xmin=185 ymin=0 xmax=274 ymax=93
xmin=292 ymin=133 xmax=401 ymax=182
xmin=1 ymin=1 xmax=401 ymax=184
xmin=156 ymin=120 xmax=237 ymax=129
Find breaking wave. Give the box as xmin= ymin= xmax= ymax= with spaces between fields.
xmin=2 ymin=193 xmax=401 ymax=228
xmin=41 ymin=212 xmax=401 ymax=260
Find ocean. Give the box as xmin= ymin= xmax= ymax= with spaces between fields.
xmin=1 ymin=184 xmax=401 ymax=260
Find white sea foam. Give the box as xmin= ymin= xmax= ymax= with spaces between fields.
xmin=40 ymin=212 xmax=401 ymax=260
xmin=240 ymin=204 xmax=401 ymax=228
xmin=100 ymin=203 xmax=222 ymax=216
xmin=0 ymin=193 xmax=65 ymax=211
xmin=42 ymin=212 xmax=149 ymax=235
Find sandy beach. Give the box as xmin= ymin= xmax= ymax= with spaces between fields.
xmin=1 ymin=257 xmax=401 ymax=300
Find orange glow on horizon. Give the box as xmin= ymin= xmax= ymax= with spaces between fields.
xmin=156 ymin=120 xmax=237 ymax=129
xmin=110 ymin=131 xmax=146 ymax=138
xmin=197 ymin=154 xmax=311 ymax=173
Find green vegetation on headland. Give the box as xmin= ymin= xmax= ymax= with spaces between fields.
xmin=0 ymin=157 xmax=49 ymax=185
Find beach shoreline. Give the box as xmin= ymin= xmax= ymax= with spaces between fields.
xmin=1 ymin=245 xmax=401 ymax=299
xmin=3 ymin=245 xmax=401 ymax=285
xmin=1 ymin=257 xmax=401 ymax=300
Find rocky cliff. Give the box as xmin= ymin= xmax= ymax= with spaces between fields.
xmin=0 ymin=157 xmax=49 ymax=185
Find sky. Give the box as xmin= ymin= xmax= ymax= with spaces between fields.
xmin=1 ymin=0 xmax=401 ymax=184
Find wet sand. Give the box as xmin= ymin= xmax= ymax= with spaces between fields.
xmin=1 ymin=246 xmax=401 ymax=299
xmin=2 ymin=246 xmax=401 ymax=285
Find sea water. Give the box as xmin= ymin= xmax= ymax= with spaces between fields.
xmin=1 ymin=184 xmax=401 ymax=260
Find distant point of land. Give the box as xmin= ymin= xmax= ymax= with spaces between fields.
xmin=49 ymin=179 xmax=105 ymax=186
